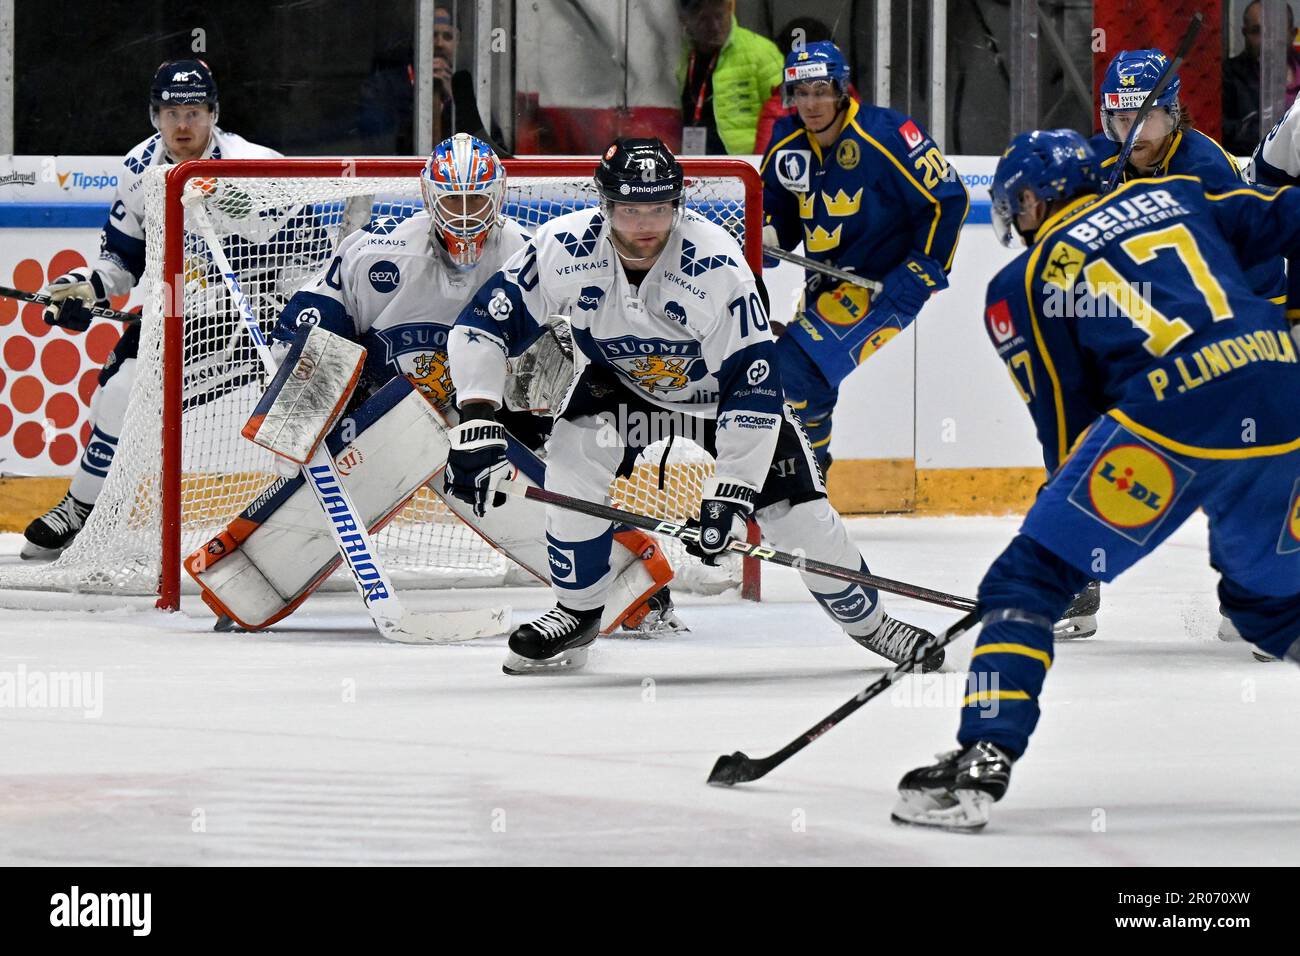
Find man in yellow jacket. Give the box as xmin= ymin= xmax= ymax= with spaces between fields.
xmin=677 ymin=0 xmax=784 ymax=155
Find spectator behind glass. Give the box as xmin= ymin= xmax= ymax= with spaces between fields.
xmin=754 ymin=17 xmax=861 ymax=156
xmin=1223 ymin=0 xmax=1300 ymax=155
xmin=677 ymin=0 xmax=783 ymax=155
xmin=358 ymin=5 xmax=504 ymax=154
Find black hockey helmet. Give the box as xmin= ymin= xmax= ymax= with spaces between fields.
xmin=594 ymin=138 xmax=684 ymax=205
xmin=150 ymin=59 xmax=219 ymax=122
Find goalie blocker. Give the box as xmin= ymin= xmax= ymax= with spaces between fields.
xmin=186 ymin=374 xmax=673 ymax=635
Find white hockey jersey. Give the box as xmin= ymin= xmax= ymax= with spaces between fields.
xmin=95 ymin=127 xmax=282 ymax=296
xmin=274 ymin=210 xmax=530 ymax=407
xmin=1248 ymin=99 xmax=1300 ymax=186
xmin=448 ymin=206 xmax=783 ymax=490
xmin=1246 ymin=103 xmax=1300 ymax=322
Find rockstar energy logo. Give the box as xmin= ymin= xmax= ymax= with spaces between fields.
xmin=409 ymin=350 xmax=454 ymax=406
xmin=816 ymin=281 xmax=871 ymax=326
xmin=1087 ymin=443 xmax=1175 ymax=528
xmin=1041 ymin=241 xmax=1085 ymax=291
xmin=629 ymin=355 xmax=691 ymax=393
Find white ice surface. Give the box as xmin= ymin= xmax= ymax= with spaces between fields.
xmin=0 ymin=513 xmax=1296 ymax=866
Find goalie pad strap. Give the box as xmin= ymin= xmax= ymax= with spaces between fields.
xmin=242 ymin=324 xmax=366 ymax=464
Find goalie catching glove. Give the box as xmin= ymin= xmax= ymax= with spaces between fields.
xmin=40 ymin=269 xmax=111 ymax=332
xmin=445 ymin=403 xmax=513 ymax=516
xmin=686 ymin=475 xmax=757 ymax=566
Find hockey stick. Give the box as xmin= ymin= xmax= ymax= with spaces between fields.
xmin=184 ymin=186 xmax=507 ymax=644
xmin=762 ymin=246 xmax=883 ymax=293
xmin=0 ymin=285 xmax=139 ymax=323
xmin=707 ymin=607 xmax=981 ymax=786
xmin=1102 ymin=12 xmax=1203 ymax=194
xmin=498 ymin=479 xmax=976 ymax=612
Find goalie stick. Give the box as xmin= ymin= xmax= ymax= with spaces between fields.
xmin=0 ymin=284 xmax=139 ymax=323
xmin=498 ymin=479 xmax=976 ymax=612
xmin=762 ymin=246 xmax=883 ymax=293
xmin=1102 ymin=11 xmax=1203 ymax=194
xmin=183 ymin=184 xmax=508 ymax=644
xmin=707 ymin=608 xmax=980 ymax=786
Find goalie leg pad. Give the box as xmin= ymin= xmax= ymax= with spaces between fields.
xmin=186 ymin=376 xmax=449 ymax=629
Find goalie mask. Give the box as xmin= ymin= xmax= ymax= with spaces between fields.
xmin=420 ymin=133 xmax=506 ymax=271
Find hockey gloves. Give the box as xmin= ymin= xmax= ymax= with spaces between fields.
xmin=686 ymin=476 xmax=757 ymax=566
xmin=41 ymin=268 xmax=110 ymax=333
xmin=445 ymin=405 xmax=512 ymax=517
xmin=877 ymin=253 xmax=946 ymax=318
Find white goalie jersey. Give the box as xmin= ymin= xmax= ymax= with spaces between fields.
xmin=274 ymin=210 xmax=530 ymax=408
xmin=448 ymin=206 xmax=784 ymax=490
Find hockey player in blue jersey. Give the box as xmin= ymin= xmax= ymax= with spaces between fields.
xmin=1092 ymin=49 xmax=1245 ymax=191
xmin=759 ymin=41 xmax=968 ymax=474
xmin=892 ymin=130 xmax=1300 ymax=831
xmin=444 ymin=137 xmax=942 ymax=675
xmin=1069 ymin=48 xmax=1286 ymax=639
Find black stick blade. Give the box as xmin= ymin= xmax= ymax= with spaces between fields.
xmin=707 ymin=751 xmax=765 ymax=786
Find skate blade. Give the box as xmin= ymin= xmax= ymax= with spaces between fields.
xmin=1053 ymin=614 xmax=1096 ymax=640
xmin=1252 ymin=651 xmax=1280 ymax=663
xmin=19 ymin=543 xmax=65 ymax=561
xmin=890 ymin=788 xmax=992 ymax=832
xmin=502 ymin=645 xmax=590 ymax=675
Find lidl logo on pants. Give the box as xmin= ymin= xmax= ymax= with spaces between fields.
xmin=1068 ymin=431 xmax=1193 ymax=545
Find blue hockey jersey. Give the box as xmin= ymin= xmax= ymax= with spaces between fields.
xmin=985 ymin=175 xmax=1300 ymax=474
xmin=761 ymin=100 xmax=968 ymax=381
xmin=1090 ymin=127 xmax=1285 ymax=303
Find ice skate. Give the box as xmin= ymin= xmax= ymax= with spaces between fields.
xmin=853 ymin=614 xmax=945 ymax=672
xmin=1054 ymin=580 xmax=1099 ymax=640
xmin=21 ymin=493 xmax=93 ymax=560
xmin=502 ymin=605 xmax=601 ymax=675
xmin=891 ymin=741 xmax=1014 ymax=832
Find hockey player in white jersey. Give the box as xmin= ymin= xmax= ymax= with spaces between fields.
xmin=191 ymin=134 xmax=679 ymax=634
xmin=445 ymin=138 xmax=941 ymax=674
xmin=23 ymin=59 xmax=281 ymax=559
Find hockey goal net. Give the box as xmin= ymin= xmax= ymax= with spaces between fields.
xmin=0 ymin=158 xmax=763 ymax=610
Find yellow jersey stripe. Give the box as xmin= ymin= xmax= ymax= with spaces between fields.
xmin=971 ymin=643 xmax=1053 ymax=669
xmin=1108 ymin=409 xmax=1300 ymax=459
xmin=963 ymin=689 xmax=1032 ymax=706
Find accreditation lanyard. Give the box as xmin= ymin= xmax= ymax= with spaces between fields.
xmin=686 ymin=49 xmax=720 ymax=124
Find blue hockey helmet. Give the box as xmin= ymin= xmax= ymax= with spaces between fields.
xmin=1099 ymin=49 xmax=1180 ymax=142
xmin=782 ymin=40 xmax=851 ymax=106
xmin=990 ymin=129 xmax=1100 ymax=247
xmin=150 ymin=59 xmax=218 ymax=126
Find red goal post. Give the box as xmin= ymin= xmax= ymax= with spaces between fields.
xmin=157 ymin=157 xmax=765 ymax=610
